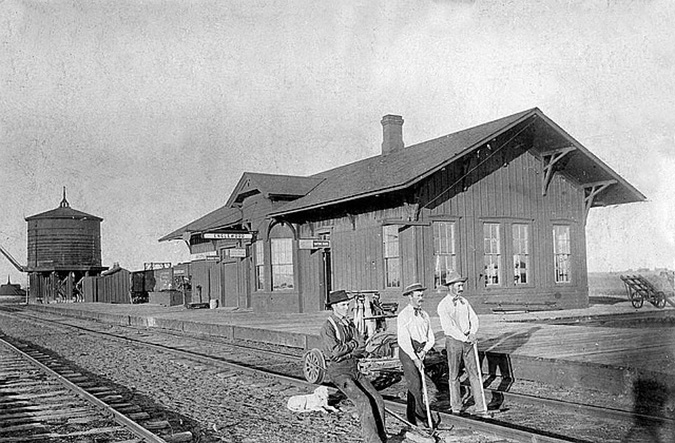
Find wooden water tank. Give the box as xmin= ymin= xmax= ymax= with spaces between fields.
xmin=25 ymin=192 xmax=103 ymax=272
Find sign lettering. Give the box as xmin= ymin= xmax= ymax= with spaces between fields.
xmin=203 ymin=233 xmax=253 ymax=240
xmin=299 ymin=239 xmax=331 ymax=250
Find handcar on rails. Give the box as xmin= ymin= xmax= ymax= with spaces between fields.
xmin=302 ymin=290 xmax=444 ymax=384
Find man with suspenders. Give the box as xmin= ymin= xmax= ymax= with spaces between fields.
xmin=397 ymin=282 xmax=435 ymax=427
xmin=320 ymin=290 xmax=387 ymax=443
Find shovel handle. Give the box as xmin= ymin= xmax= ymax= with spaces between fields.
xmin=418 ymin=362 xmax=434 ymax=429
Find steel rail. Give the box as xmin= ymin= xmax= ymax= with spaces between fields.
xmin=11 ymin=307 xmax=668 ymax=427
xmin=1 ymin=309 xmax=586 ymax=443
xmin=0 ymin=335 xmax=168 ymax=443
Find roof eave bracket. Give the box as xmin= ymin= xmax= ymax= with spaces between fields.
xmin=583 ymin=180 xmax=617 ymax=220
xmin=541 ymin=146 xmax=577 ymax=196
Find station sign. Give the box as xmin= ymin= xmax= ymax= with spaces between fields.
xmin=190 ymin=251 xmax=219 ymax=261
xmin=221 ymin=248 xmax=247 ymax=258
xmin=203 ymin=232 xmax=253 ymax=240
xmin=298 ymin=239 xmax=331 ymax=250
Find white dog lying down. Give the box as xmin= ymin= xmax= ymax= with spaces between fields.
xmin=286 ymin=386 xmax=338 ymax=413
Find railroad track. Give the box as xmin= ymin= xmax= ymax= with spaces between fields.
xmin=0 ymin=334 xmax=193 ymax=443
xmin=2 ymin=306 xmax=673 ymax=442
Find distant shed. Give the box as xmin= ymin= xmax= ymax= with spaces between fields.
xmin=0 ymin=276 xmax=26 ymax=303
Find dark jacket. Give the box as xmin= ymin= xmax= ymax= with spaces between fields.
xmin=320 ymin=313 xmax=366 ymax=375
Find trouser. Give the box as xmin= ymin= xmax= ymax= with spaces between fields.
xmin=445 ymin=337 xmax=486 ymax=412
xmin=399 ymin=339 xmax=427 ymax=424
xmin=330 ymin=364 xmax=386 ymax=443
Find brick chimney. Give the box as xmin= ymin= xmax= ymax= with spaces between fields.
xmin=381 ymin=114 xmax=404 ymax=155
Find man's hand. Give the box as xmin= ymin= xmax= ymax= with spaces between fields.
xmin=467 ymin=333 xmax=477 ymax=343
xmin=413 ymin=357 xmax=424 ymax=371
xmin=417 ymin=350 xmax=427 ymax=362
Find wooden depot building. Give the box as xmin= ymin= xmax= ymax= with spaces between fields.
xmin=160 ymin=108 xmax=645 ymax=314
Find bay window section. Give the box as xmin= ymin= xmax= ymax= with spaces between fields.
xmin=254 ymin=240 xmax=265 ymax=291
xmin=271 ymin=238 xmax=294 ymax=290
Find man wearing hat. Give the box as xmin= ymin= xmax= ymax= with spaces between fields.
xmin=320 ymin=290 xmax=387 ymax=443
xmin=397 ymin=282 xmax=435 ymax=427
xmin=436 ymin=271 xmax=487 ymax=416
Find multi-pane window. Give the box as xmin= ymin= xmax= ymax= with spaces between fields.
xmin=254 ymin=240 xmax=264 ymax=291
xmin=433 ymin=221 xmax=457 ymax=288
xmin=383 ymin=225 xmax=400 ymax=288
xmin=271 ymin=238 xmax=294 ymax=290
xmin=553 ymin=225 xmax=571 ymax=283
xmin=512 ymin=224 xmax=530 ymax=285
xmin=483 ymin=223 xmax=501 ymax=286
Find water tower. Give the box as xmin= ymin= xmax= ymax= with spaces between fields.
xmin=25 ymin=188 xmax=107 ymax=303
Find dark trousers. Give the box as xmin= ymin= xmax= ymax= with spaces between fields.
xmin=330 ymin=363 xmax=386 ymax=443
xmin=399 ymin=340 xmax=427 ymax=424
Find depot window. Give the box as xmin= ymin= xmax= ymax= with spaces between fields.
xmin=254 ymin=240 xmax=265 ymax=291
xmin=553 ymin=225 xmax=571 ymax=283
xmin=433 ymin=221 xmax=457 ymax=288
xmin=271 ymin=238 xmax=294 ymax=291
xmin=512 ymin=224 xmax=530 ymax=285
xmin=483 ymin=222 xmax=501 ymax=286
xmin=383 ymin=225 xmax=400 ymax=288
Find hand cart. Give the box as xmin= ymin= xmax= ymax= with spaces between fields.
xmin=303 ymin=290 xmax=444 ymax=384
xmin=620 ymin=274 xmax=667 ymax=309
xmin=303 ymin=290 xmax=400 ymax=384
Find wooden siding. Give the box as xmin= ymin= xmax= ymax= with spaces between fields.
xmin=190 ymin=260 xmax=220 ymax=303
xmin=298 ymin=248 xmax=323 ymax=312
xmin=291 ymin=146 xmax=591 ymax=313
xmin=26 ymin=218 xmax=102 ymax=270
xmin=96 ymin=270 xmax=131 ymax=304
xmin=416 ymin=148 xmax=588 ymax=310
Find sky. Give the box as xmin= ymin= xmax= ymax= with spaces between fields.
xmin=1 ymin=0 xmax=674 ymax=288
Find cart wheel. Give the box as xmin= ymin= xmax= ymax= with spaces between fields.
xmin=303 ymin=349 xmax=326 ymax=384
xmin=630 ymin=293 xmax=644 ymax=309
xmin=654 ymin=292 xmax=667 ymax=309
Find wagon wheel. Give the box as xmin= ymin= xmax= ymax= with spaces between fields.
xmin=653 ymin=292 xmax=667 ymax=309
xmin=303 ymin=349 xmax=326 ymax=384
xmin=630 ymin=291 xmax=644 ymax=309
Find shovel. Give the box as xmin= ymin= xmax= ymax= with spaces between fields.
xmin=384 ymin=407 xmax=437 ymax=443
xmin=472 ymin=341 xmax=488 ymax=414
xmin=418 ymin=360 xmax=434 ymax=430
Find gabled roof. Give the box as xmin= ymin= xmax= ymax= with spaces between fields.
xmin=269 ymin=107 xmax=645 ymax=217
xmin=226 ymin=172 xmax=323 ymax=207
xmin=159 ymin=205 xmax=242 ymax=242
xmin=161 ymin=107 xmax=646 ymax=242
xmin=159 ymin=173 xmax=323 ymax=242
xmin=270 ymin=108 xmax=536 ymax=216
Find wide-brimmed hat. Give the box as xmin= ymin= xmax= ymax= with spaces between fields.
xmin=444 ymin=271 xmax=467 ymax=286
xmin=403 ymin=282 xmax=426 ymax=296
xmin=326 ymin=290 xmax=353 ymax=307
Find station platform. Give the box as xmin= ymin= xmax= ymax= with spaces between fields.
xmin=24 ymin=296 xmax=675 ymax=397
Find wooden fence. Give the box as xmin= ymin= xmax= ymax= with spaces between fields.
xmin=81 ymin=268 xmax=131 ymax=304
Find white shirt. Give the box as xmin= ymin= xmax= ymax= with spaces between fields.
xmin=437 ymin=294 xmax=479 ymax=342
xmin=397 ymin=304 xmax=435 ymax=359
